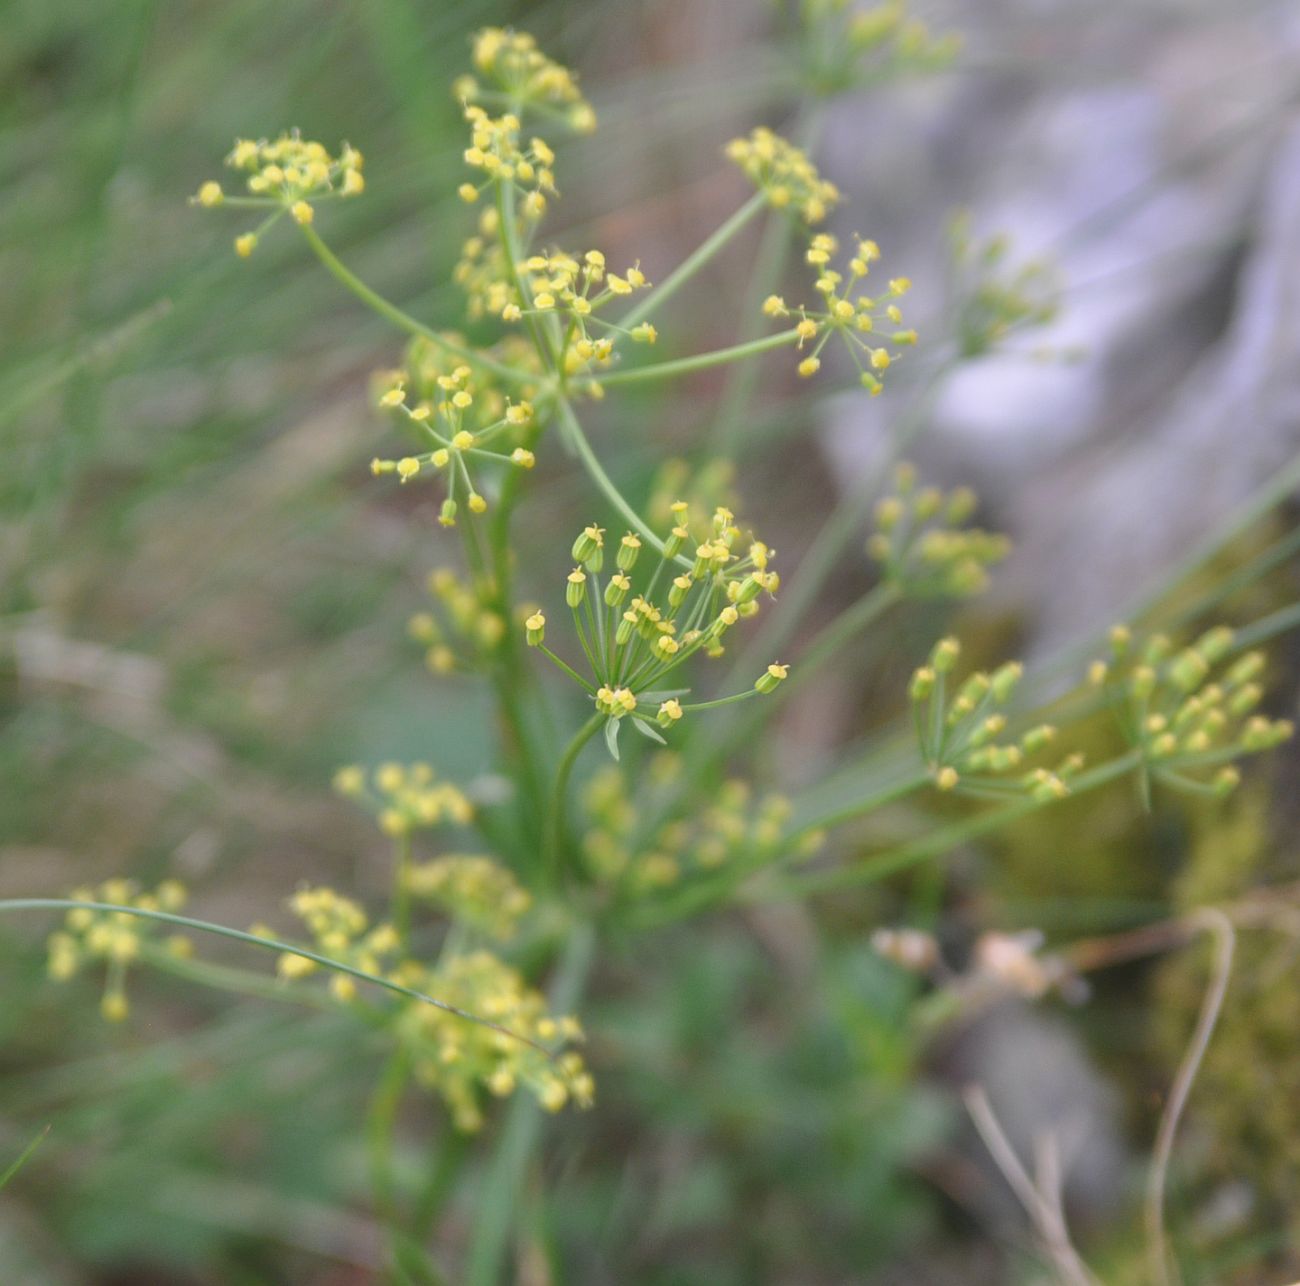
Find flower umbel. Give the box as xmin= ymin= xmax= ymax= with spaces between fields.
xmin=1089 ymin=626 xmax=1294 ymax=802
xmin=908 ymin=639 xmax=1075 ymax=800
xmin=47 ymin=879 xmax=190 ymax=1021
xmin=763 ymin=233 xmax=915 ymax=389
xmin=869 ymin=464 xmax=1010 ymax=598
xmin=194 ymin=131 xmax=365 ymax=256
xmin=527 ymin=506 xmax=787 ymax=756
xmin=456 ymin=27 xmax=596 ymax=134
xmin=726 ymin=127 xmax=841 ymax=223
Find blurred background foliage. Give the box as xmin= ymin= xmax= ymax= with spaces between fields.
xmin=3 ymin=0 xmax=1300 ymax=1282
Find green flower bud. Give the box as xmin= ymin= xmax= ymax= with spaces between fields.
xmin=668 ymin=574 xmax=693 ymax=609
xmin=604 ymin=573 xmax=630 ymax=607
xmin=931 ymin=637 xmax=960 ymax=673
xmin=616 ymin=533 xmax=641 ymax=572
xmin=572 ymin=524 xmax=604 ymax=565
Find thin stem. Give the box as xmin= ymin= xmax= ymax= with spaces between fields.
xmin=411 ymin=1130 xmax=471 ymax=1243
xmin=1146 ymin=909 xmax=1235 ymax=1286
xmin=298 ymin=225 xmax=529 ymax=386
xmin=588 ymin=329 xmax=800 ymax=388
xmin=710 ymin=209 xmax=799 ymax=453
xmin=797 ymin=582 xmax=901 ymax=674
xmin=680 ymin=689 xmax=762 ymax=712
xmin=140 ymin=944 xmax=338 ymax=1010
xmin=466 ymin=924 xmax=596 ymax=1286
xmin=963 ymin=1086 xmax=1098 ymax=1286
xmin=709 ymin=108 xmax=824 ymax=454
xmin=537 ymin=643 xmax=597 ymax=692
xmin=368 ymin=1051 xmax=412 ymax=1277
xmin=770 ymin=751 xmax=1144 ymax=899
xmin=783 ymin=771 xmax=930 ymax=850
xmin=619 ymin=193 xmax=766 ymax=328
xmin=393 ymin=832 xmax=414 ymax=949
xmin=555 ymin=397 xmax=692 ymax=568
xmin=4 ymin=899 xmax=547 ymax=1053
xmin=544 ymin=714 xmax=604 ymax=884
xmin=728 ymin=362 xmax=952 ymax=686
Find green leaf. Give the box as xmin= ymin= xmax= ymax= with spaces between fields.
xmin=604 ymin=717 xmax=622 ymax=761
xmin=632 ymin=717 xmax=667 ymax=745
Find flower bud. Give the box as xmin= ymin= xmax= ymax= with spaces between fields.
xmin=604 ymin=573 xmax=630 ymax=607
xmin=617 ymin=533 xmax=641 ymax=572
xmin=755 ymin=662 xmax=788 ymax=694
xmin=566 ymin=568 xmax=587 ymax=608
xmin=572 ymin=525 xmax=604 ymax=567
xmin=657 ymin=699 xmax=683 ymax=728
xmin=663 ymin=524 xmax=689 ymax=560
xmin=525 ymin=612 xmax=545 ymax=647
xmin=930 ymin=637 xmax=960 ymax=673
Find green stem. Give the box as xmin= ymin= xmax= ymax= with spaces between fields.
xmin=794 ymin=583 xmax=901 ymax=677
xmin=727 ymin=362 xmax=952 ymax=685
xmin=680 ymin=689 xmax=762 ymax=712
xmin=708 ymin=109 xmax=823 ymax=454
xmin=587 ymin=329 xmax=799 ymax=388
xmin=465 ymin=925 xmax=596 ymax=1286
xmin=783 ymin=771 xmax=931 ymax=849
xmin=298 ymin=225 xmax=529 ymax=386
xmin=411 ymin=1130 xmax=471 ymax=1242
xmin=544 ymin=714 xmax=604 ymax=884
xmin=537 ymin=643 xmax=597 ymax=693
xmin=393 ymin=832 xmax=414 ymax=949
xmin=555 ymin=397 xmax=692 ymax=568
xmin=368 ymin=1051 xmax=411 ymax=1275
xmin=771 ymin=751 xmax=1143 ymax=899
xmin=140 ymin=944 xmax=338 ymax=1010
xmin=710 ymin=211 xmax=798 ymax=452
xmin=619 ymin=193 xmax=766 ymax=328
xmin=6 ymin=900 xmax=546 ymax=1052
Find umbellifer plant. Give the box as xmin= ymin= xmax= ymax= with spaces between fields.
xmin=10 ymin=12 xmax=1297 ymax=1284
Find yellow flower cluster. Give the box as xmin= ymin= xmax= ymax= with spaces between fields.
xmin=277 ymin=886 xmax=400 ymax=1001
xmin=408 ymin=567 xmax=509 ymax=674
xmin=275 ymin=887 xmax=592 ymax=1128
xmin=458 ymin=236 xmax=655 ymax=376
xmin=763 ymin=233 xmax=915 ymax=389
xmin=799 ymin=0 xmax=963 ymax=93
xmin=395 ymin=950 xmax=593 ymax=1132
xmin=333 ymin=761 xmax=474 ymax=837
xmin=458 ymin=105 xmax=559 ymax=220
xmin=527 ymin=507 xmax=788 ymax=754
xmin=47 ymin=879 xmax=190 ymax=1021
xmin=909 ymin=639 xmax=1077 ymax=800
xmin=519 ymin=249 xmax=656 ymax=374
xmin=949 ymin=214 xmax=1060 ymax=358
xmin=869 ymin=464 xmax=1010 ymax=598
xmin=456 ymin=27 xmax=596 ymax=134
xmin=725 ymin=127 xmax=840 ymax=224
xmin=582 ymin=754 xmax=819 ymax=891
xmin=370 ymin=361 xmax=536 ymax=526
xmin=1089 ymin=626 xmax=1294 ymax=799
xmin=194 ymin=132 xmax=365 ymax=257
xmin=405 ymin=855 xmax=532 ymax=941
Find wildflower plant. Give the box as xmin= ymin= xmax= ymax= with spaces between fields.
xmin=15 ymin=16 xmax=1300 ymax=1283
